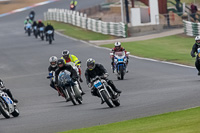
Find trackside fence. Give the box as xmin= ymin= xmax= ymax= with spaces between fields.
xmin=183 ymin=20 xmax=200 ymax=36
xmin=44 ymin=8 xmax=127 ymax=37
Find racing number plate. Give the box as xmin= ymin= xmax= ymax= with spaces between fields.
xmin=94 ymin=80 xmax=102 ymax=89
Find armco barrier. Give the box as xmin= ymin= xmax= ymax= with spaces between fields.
xmin=44 ymin=8 xmax=127 ymax=37
xmin=183 ymin=20 xmax=200 ymax=36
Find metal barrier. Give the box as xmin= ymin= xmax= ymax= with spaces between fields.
xmin=183 ymin=20 xmax=200 ymax=36
xmin=44 ymin=8 xmax=127 ymax=37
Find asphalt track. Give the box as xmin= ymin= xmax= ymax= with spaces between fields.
xmin=0 ymin=0 xmax=200 ymax=133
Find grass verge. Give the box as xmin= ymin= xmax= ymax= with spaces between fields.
xmin=59 ymin=107 xmax=200 ymax=133
xmin=44 ymin=21 xmax=117 ymax=41
xmin=102 ymin=34 xmax=196 ymax=66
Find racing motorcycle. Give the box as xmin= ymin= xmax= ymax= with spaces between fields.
xmin=110 ymin=51 xmax=130 ymax=80
xmin=38 ymin=27 xmax=45 ymax=40
xmin=33 ymin=26 xmax=38 ymax=38
xmin=91 ymin=75 xmax=120 ymax=108
xmin=58 ymin=70 xmax=82 ymax=105
xmin=46 ymin=30 xmax=53 ymax=44
xmin=0 ymin=90 xmax=19 ymax=119
xmin=25 ymin=23 xmax=32 ymax=36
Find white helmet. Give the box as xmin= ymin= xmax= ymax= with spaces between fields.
xmin=62 ymin=50 xmax=70 ymax=56
xmin=195 ymin=36 xmax=200 ymax=45
xmin=114 ymin=42 xmax=121 ymax=47
xmin=49 ymin=56 xmax=58 ymax=67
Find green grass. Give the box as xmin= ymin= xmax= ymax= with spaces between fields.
xmin=59 ymin=107 xmax=200 ymax=133
xmin=102 ymin=34 xmax=196 ymax=66
xmin=44 ymin=21 xmax=116 ymax=41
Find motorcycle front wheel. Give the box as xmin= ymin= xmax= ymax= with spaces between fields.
xmin=0 ymin=97 xmax=10 ymax=118
xmin=66 ymin=87 xmax=78 ymax=105
xmin=101 ymin=90 xmax=114 ymax=108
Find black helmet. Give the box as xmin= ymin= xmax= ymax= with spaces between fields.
xmin=0 ymin=79 xmax=5 ymax=88
xmin=86 ymin=58 xmax=95 ymax=70
xmin=47 ymin=22 xmax=51 ymax=25
xmin=57 ymin=59 xmax=65 ymax=67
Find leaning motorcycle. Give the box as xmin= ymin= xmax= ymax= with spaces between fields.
xmin=91 ymin=76 xmax=120 ymax=108
xmin=110 ymin=51 xmax=130 ymax=80
xmin=38 ymin=27 xmax=45 ymax=40
xmin=0 ymin=90 xmax=19 ymax=119
xmin=58 ymin=70 xmax=82 ymax=105
xmin=46 ymin=30 xmax=53 ymax=44
xmin=25 ymin=23 xmax=32 ymax=36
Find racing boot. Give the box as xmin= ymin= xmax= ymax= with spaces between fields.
xmin=79 ymin=77 xmax=83 ymax=83
xmin=107 ymin=80 xmax=121 ymax=94
xmin=12 ymin=98 xmax=18 ymax=103
xmin=198 ymin=71 xmax=200 ymax=76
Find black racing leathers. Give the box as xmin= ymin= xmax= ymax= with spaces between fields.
xmin=48 ymin=66 xmax=58 ymax=90
xmin=32 ymin=21 xmax=37 ymax=27
xmin=55 ymin=64 xmax=78 ymax=85
xmin=85 ymin=63 xmax=121 ymax=96
xmin=85 ymin=63 xmax=107 ymax=84
xmin=45 ymin=25 xmax=54 ymax=40
xmin=48 ymin=65 xmax=57 ymax=72
xmin=37 ymin=22 xmax=45 ymax=28
xmin=191 ymin=43 xmax=200 ymax=72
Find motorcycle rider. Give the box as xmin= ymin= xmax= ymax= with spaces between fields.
xmin=47 ymin=56 xmax=58 ymax=91
xmin=24 ymin=17 xmax=32 ymax=31
xmin=191 ymin=36 xmax=200 ymax=75
xmin=0 ymin=79 xmax=18 ymax=103
xmin=61 ymin=50 xmax=83 ymax=83
xmin=54 ymin=59 xmax=84 ymax=95
xmin=85 ymin=58 xmax=121 ymax=101
xmin=37 ymin=20 xmax=45 ymax=37
xmin=110 ymin=42 xmax=129 ymax=73
xmin=29 ymin=10 xmax=35 ymax=21
xmin=32 ymin=20 xmax=37 ymax=28
xmin=70 ymin=0 xmax=77 ymax=10
xmin=45 ymin=22 xmax=55 ymax=41
xmin=32 ymin=21 xmax=38 ymax=35
xmin=37 ymin=20 xmax=45 ymax=29
xmin=24 ymin=16 xmax=32 ymax=25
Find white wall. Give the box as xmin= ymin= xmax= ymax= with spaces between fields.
xmin=130 ymin=0 xmax=159 ymax=26
xmin=149 ymin=0 xmax=159 ymax=24
xmin=131 ymin=8 xmax=141 ymax=26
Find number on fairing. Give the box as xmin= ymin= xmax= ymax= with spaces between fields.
xmin=118 ymin=59 xmax=123 ymax=62
xmin=2 ymin=96 xmax=13 ymax=104
xmin=40 ymin=27 xmax=44 ymax=31
xmin=94 ymin=80 xmax=102 ymax=89
xmin=47 ymin=30 xmax=53 ymax=34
